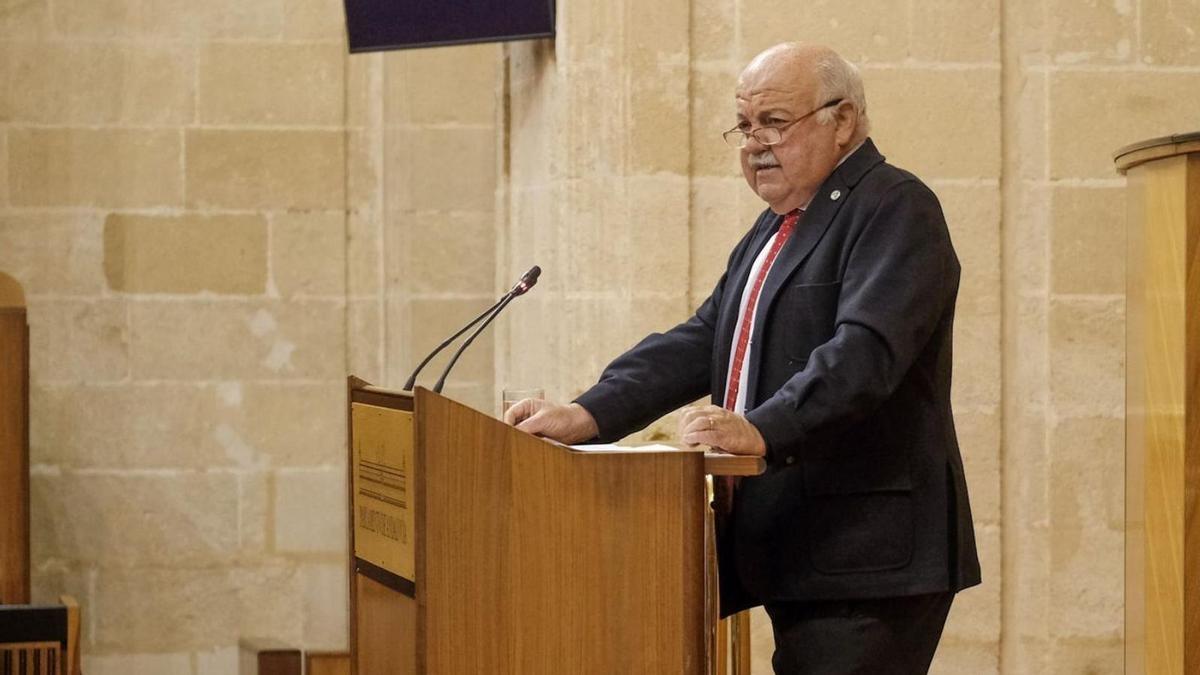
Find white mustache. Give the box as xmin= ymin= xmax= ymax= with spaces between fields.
xmin=748 ymin=151 xmax=780 ymax=170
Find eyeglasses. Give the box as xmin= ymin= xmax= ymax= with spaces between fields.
xmin=722 ymin=98 xmax=845 ymax=148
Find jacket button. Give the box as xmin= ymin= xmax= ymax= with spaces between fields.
xmin=785 ymin=456 xmax=795 ymax=465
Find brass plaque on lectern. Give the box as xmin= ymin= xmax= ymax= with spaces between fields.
xmin=350 ymin=402 xmax=415 ymax=583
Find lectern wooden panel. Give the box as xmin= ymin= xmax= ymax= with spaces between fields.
xmin=347 ymin=382 xmax=417 ymax=675
xmin=348 ymin=380 xmax=713 ymax=674
xmin=1116 ymin=132 xmax=1200 ymax=675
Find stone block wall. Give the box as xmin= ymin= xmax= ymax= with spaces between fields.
xmin=0 ymin=0 xmax=410 ymax=667
xmin=1 ymin=0 xmax=501 ymax=667
xmin=0 ymin=0 xmax=501 ymax=668
xmin=350 ymin=44 xmax=501 ymax=412
xmin=497 ymin=0 xmax=695 ymax=429
xmin=996 ymin=0 xmax=1199 ymax=670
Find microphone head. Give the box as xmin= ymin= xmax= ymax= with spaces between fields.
xmin=512 ymin=265 xmax=541 ymax=296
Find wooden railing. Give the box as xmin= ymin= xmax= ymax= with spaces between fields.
xmin=0 ymin=642 xmax=62 ymax=675
xmin=0 ymin=596 xmax=81 ymax=675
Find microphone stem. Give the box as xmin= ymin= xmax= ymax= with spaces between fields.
xmin=403 ymin=292 xmax=508 ymax=391
xmin=432 ymin=293 xmax=515 ymax=394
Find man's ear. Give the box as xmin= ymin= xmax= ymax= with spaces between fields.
xmin=834 ymin=102 xmax=858 ymax=145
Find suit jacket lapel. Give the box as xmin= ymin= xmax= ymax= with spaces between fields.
xmin=743 ymin=139 xmax=886 ymax=408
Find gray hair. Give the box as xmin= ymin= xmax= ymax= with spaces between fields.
xmin=813 ymin=53 xmax=871 ymax=139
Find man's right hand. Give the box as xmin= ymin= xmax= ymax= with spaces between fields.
xmin=503 ymin=399 xmax=599 ymax=445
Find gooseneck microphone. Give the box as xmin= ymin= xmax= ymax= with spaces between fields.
xmin=505 ymin=265 xmax=541 ymax=299
xmin=403 ymin=266 xmax=541 ymax=392
xmin=431 ymin=266 xmax=540 ymax=394
xmin=402 ymin=298 xmax=505 ymax=391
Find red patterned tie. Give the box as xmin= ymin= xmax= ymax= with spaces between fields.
xmin=724 ymin=210 xmax=799 ymax=410
xmin=716 ymin=210 xmax=799 ymax=513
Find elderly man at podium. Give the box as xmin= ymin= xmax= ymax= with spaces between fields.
xmin=504 ymin=42 xmax=981 ymax=674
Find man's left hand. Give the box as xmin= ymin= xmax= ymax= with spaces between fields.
xmin=679 ymin=404 xmax=767 ymax=457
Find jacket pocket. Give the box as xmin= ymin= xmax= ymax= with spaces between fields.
xmin=802 ymin=450 xmax=915 ymax=574
xmin=779 ymin=280 xmax=841 ymax=361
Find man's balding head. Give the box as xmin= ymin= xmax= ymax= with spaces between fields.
xmin=739 ymin=43 xmax=824 ymax=92
xmin=739 ymin=43 xmax=870 ymax=140
xmin=732 ymin=44 xmax=869 ymax=213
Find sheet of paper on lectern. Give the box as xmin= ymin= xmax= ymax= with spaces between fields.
xmin=569 ymin=443 xmax=697 ymax=453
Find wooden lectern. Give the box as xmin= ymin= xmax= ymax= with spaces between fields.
xmin=346 ymin=379 xmax=762 ymax=674
xmin=1116 ymin=131 xmax=1200 ymax=675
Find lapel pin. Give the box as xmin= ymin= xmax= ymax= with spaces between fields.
xmin=830 ymin=189 xmax=842 ymax=201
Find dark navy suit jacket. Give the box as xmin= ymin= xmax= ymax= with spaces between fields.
xmin=574 ymin=139 xmax=981 ymax=615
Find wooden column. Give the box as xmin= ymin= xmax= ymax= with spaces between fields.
xmin=1116 ymin=132 xmax=1200 ymax=675
xmin=0 ymin=272 xmax=29 ymax=605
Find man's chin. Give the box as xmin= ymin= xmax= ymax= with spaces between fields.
xmin=755 ymin=184 xmax=779 ymax=201
xmin=754 ymin=187 xmax=790 ymax=213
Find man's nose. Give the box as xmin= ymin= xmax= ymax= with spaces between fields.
xmin=743 ymin=133 xmax=768 ymax=154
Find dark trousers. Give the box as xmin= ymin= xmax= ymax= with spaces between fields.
xmin=763 ymin=592 xmax=954 ymax=675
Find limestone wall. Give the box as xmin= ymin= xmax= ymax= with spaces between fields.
xmin=4 ymin=0 xmax=353 ymax=672
xmin=1 ymin=0 xmax=1198 ymax=672
xmin=365 ymin=43 xmax=501 ymax=410
xmin=0 ymin=0 xmax=501 ymax=667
